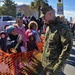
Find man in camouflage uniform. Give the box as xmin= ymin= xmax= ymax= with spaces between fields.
xmin=40 ymin=4 xmax=73 ymax=75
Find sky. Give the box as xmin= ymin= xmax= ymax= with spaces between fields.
xmin=0 ymin=0 xmax=75 ymax=21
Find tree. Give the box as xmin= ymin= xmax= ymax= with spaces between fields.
xmin=0 ymin=0 xmax=16 ymax=17
xmin=30 ymin=0 xmax=48 ymax=18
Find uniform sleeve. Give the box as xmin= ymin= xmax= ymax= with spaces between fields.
xmin=59 ymin=26 xmax=73 ymax=62
xmin=53 ymin=26 xmax=73 ymax=73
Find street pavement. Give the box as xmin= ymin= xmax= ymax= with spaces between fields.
xmin=60 ymin=37 xmax=75 ymax=75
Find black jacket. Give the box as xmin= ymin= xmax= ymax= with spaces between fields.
xmin=6 ymin=34 xmax=23 ymax=53
xmin=0 ymin=38 xmax=7 ymax=52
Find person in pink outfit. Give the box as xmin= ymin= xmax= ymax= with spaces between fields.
xmin=13 ymin=17 xmax=27 ymax=50
xmin=26 ymin=21 xmax=41 ymax=43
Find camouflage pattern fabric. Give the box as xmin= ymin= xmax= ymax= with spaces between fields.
xmin=42 ymin=17 xmax=73 ymax=75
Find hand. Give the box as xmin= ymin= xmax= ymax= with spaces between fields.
xmin=53 ymin=63 xmax=60 ymax=74
xmin=18 ymin=34 xmax=22 ymax=40
xmin=10 ymin=48 xmax=17 ymax=53
xmin=17 ymin=34 xmax=22 ymax=43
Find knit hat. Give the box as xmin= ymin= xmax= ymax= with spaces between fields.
xmin=6 ymin=26 xmax=15 ymax=34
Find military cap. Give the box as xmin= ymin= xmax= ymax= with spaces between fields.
xmin=40 ymin=5 xmax=54 ymax=18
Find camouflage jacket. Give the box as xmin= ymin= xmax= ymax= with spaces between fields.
xmin=42 ymin=18 xmax=73 ymax=68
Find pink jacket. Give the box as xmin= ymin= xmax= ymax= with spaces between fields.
xmin=26 ymin=29 xmax=41 ymax=43
xmin=14 ymin=25 xmax=27 ymax=47
xmin=25 ymin=29 xmax=31 ymax=41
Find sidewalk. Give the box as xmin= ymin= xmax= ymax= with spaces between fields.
xmin=63 ymin=54 xmax=75 ymax=75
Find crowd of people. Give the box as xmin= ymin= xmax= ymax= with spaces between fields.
xmin=0 ymin=16 xmax=44 ymax=53
xmin=0 ymin=5 xmax=74 ymax=75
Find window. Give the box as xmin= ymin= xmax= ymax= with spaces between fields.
xmin=3 ymin=16 xmax=14 ymax=21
